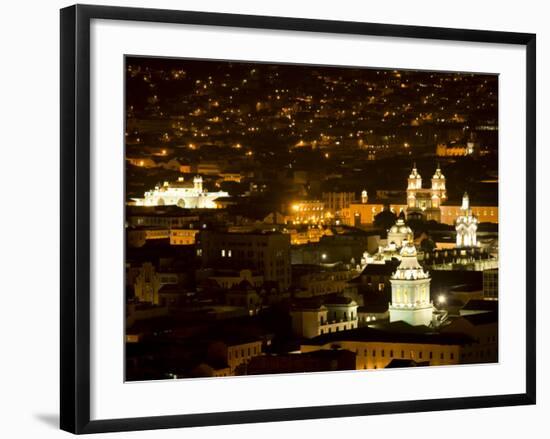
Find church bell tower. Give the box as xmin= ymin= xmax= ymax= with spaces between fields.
xmin=389 ymin=240 xmax=433 ymax=326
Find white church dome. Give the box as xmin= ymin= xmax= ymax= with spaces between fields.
xmin=389 ymin=218 xmax=412 ymax=235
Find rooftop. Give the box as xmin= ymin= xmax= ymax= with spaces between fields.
xmin=303 ymin=323 xmax=473 ymax=346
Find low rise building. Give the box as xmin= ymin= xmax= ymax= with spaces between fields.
xmin=170 ymin=228 xmax=199 ymax=245
xmin=290 ymin=296 xmax=359 ymax=338
xmin=133 ymin=262 xmax=179 ymax=305
xmin=208 ymin=337 xmax=263 ymax=375
xmin=200 ymin=230 xmax=291 ymax=290
xmin=246 ymin=350 xmax=356 ymax=375
xmin=301 ymin=325 xmax=469 ymax=369
xmin=208 ymin=269 xmax=264 ymax=290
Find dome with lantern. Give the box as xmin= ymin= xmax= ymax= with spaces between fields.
xmin=387 ymin=215 xmax=413 ymax=248
xmin=391 ymin=241 xmax=430 ymax=280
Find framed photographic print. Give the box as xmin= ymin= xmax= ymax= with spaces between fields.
xmin=60 ymin=4 xmax=536 ymax=434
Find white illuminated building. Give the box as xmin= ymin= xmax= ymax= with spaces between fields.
xmin=389 ymin=241 xmax=434 ymax=326
xmin=406 ymin=163 xmax=447 ymax=222
xmin=132 ymin=176 xmax=228 ymax=208
xmin=360 ymin=217 xmax=413 ymax=267
xmin=387 ymin=216 xmax=413 ymax=247
xmin=455 ymin=192 xmax=478 ymax=248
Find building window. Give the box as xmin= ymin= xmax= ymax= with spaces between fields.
xmin=381 ymin=350 xmax=385 ymax=358
xmin=450 ymin=353 xmax=454 ymax=360
xmin=440 ymin=353 xmax=444 ymax=360
xmin=401 ymin=350 xmax=404 ymax=358
xmin=221 ymin=249 xmax=226 ymax=257
xmin=372 ymin=350 xmax=376 ymax=357
xmin=419 ymin=351 xmax=423 ymax=359
xmin=429 ymin=351 xmax=433 ymax=359
xmin=390 ymin=350 xmax=393 ymax=358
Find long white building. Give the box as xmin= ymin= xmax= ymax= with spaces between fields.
xmin=132 ymin=176 xmax=228 ymax=209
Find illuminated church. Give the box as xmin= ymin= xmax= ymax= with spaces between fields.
xmin=132 ymin=176 xmax=229 ymax=208
xmin=406 ymin=163 xmax=447 ymax=222
xmin=455 ymin=192 xmax=478 ymax=248
xmin=342 ymin=162 xmax=498 ymax=226
xmin=361 ymin=215 xmax=413 ymax=266
xmin=388 ymin=240 xmax=434 ymax=326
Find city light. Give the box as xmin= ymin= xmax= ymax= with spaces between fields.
xmin=124 ymin=56 xmax=499 ymax=382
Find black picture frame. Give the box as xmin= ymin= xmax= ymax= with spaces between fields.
xmin=60 ymin=4 xmax=536 ymax=434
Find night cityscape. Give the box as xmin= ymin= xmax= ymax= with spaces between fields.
xmin=125 ymin=56 xmax=498 ymax=381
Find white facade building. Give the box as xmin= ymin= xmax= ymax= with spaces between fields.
xmin=389 ymin=242 xmax=434 ymax=326
xmin=132 ymin=176 xmax=228 ymax=208
xmin=455 ymin=192 xmax=478 ymax=248
xmin=290 ymin=297 xmax=358 ymax=338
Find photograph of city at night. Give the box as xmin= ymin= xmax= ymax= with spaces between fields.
xmin=125 ymin=56 xmax=498 ymax=381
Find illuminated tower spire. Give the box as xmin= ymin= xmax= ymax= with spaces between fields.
xmin=455 ymin=192 xmax=478 ymax=248
xmin=461 ymin=192 xmax=470 ymax=211
xmin=193 ymin=175 xmax=203 ymax=192
xmin=431 ymin=163 xmax=447 ymax=207
xmin=389 ymin=241 xmax=433 ymax=326
xmin=407 ymin=163 xmax=422 ymax=208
